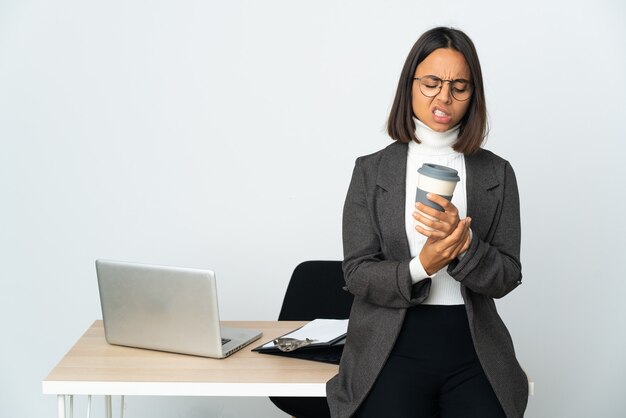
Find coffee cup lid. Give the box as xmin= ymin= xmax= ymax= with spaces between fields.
xmin=418 ymin=163 xmax=460 ymax=182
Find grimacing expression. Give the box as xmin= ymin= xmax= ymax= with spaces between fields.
xmin=412 ymin=48 xmax=472 ymax=132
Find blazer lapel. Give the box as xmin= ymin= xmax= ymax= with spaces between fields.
xmin=375 ymin=142 xmax=411 ymax=260
xmin=465 ymin=150 xmax=500 ymax=241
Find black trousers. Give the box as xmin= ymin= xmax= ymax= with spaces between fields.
xmin=355 ymin=305 xmax=506 ymax=418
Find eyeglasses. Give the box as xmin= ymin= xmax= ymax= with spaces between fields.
xmin=413 ymin=75 xmax=473 ymax=101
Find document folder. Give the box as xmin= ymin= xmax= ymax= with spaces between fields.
xmin=252 ymin=319 xmax=348 ymax=364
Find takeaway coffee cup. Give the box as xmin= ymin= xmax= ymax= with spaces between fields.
xmin=415 ymin=163 xmax=460 ymax=231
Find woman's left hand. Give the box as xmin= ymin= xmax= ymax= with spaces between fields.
xmin=413 ymin=193 xmax=461 ymax=240
xmin=419 ymin=217 xmax=472 ymax=275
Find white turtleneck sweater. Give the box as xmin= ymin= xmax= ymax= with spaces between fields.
xmin=406 ymin=118 xmax=467 ymax=305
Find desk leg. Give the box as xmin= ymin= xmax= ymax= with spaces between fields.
xmin=105 ymin=395 xmax=112 ymax=418
xmin=57 ymin=395 xmax=65 ymax=418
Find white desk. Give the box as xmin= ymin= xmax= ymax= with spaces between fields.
xmin=43 ymin=320 xmax=337 ymax=418
xmin=43 ymin=320 xmax=533 ymax=417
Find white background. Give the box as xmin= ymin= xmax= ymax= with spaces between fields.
xmin=1 ymin=1 xmax=625 ymax=417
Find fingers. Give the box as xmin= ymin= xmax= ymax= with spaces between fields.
xmin=446 ymin=217 xmax=470 ymax=246
xmin=415 ymin=223 xmax=446 ymax=240
xmin=414 ymin=202 xmax=446 ymax=220
xmin=450 ymin=218 xmax=472 ymax=255
xmin=422 ymin=193 xmax=459 ymax=216
xmin=415 ymin=193 xmax=459 ymax=219
xmin=414 ymin=209 xmax=444 ymax=238
xmin=418 ymin=218 xmax=472 ymax=275
xmin=432 ymin=217 xmax=471 ymax=256
xmin=414 ymin=200 xmax=459 ymax=237
xmin=459 ymin=228 xmax=472 ymax=253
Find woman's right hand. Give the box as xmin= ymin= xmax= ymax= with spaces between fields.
xmin=419 ymin=217 xmax=472 ymax=276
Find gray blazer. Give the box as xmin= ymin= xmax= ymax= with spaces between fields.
xmin=326 ymin=142 xmax=528 ymax=418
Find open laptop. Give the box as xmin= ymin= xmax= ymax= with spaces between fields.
xmin=96 ymin=259 xmax=262 ymax=358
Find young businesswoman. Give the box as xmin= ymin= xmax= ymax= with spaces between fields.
xmin=326 ymin=27 xmax=528 ymax=417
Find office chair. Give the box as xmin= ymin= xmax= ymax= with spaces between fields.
xmin=269 ymin=260 xmax=354 ymax=418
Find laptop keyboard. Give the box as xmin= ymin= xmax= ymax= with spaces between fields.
xmin=221 ymin=338 xmax=231 ymax=345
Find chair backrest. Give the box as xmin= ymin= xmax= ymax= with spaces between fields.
xmin=278 ymin=260 xmax=353 ymax=321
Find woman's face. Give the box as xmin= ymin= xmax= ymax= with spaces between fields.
xmin=412 ymin=48 xmax=472 ymax=132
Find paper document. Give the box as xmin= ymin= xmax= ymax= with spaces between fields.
xmin=260 ymin=319 xmax=349 ymax=349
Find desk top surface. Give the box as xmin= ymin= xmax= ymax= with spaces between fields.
xmin=43 ymin=320 xmax=339 ymax=396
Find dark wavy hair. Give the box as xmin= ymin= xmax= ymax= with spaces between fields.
xmin=387 ymin=27 xmax=487 ymax=155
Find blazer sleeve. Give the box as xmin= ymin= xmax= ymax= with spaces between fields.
xmin=341 ymin=158 xmax=430 ymax=308
xmin=447 ymin=161 xmax=522 ymax=298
